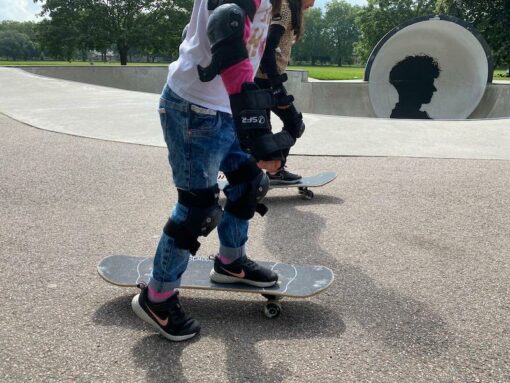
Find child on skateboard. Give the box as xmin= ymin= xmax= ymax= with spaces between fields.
xmin=131 ymin=0 xmax=299 ymax=341
xmin=255 ymin=0 xmax=315 ymax=184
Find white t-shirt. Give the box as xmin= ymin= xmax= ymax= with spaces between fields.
xmin=167 ymin=0 xmax=272 ymax=114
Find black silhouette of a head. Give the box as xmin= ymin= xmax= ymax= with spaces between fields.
xmin=390 ymin=55 xmax=440 ymax=105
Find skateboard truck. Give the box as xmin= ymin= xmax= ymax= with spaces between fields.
xmin=298 ymin=187 xmax=314 ymax=200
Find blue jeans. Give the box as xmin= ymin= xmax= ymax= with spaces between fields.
xmin=149 ymin=85 xmax=252 ymax=291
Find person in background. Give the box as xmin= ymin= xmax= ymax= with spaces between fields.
xmin=255 ymin=0 xmax=314 ymax=184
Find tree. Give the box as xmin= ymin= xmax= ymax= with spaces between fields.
xmin=0 ymin=21 xmax=41 ymax=59
xmin=324 ymin=0 xmax=360 ymax=66
xmin=35 ymin=0 xmax=192 ymax=65
xmin=292 ymin=8 xmax=330 ymax=65
xmin=436 ymin=0 xmax=510 ymax=71
xmin=0 ymin=21 xmax=39 ymax=40
xmin=135 ymin=0 xmax=192 ymax=62
xmin=35 ymin=5 xmax=85 ymax=61
xmin=354 ymin=0 xmax=436 ymax=63
xmin=0 ymin=30 xmax=38 ymax=60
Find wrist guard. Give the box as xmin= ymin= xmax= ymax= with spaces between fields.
xmin=269 ymin=73 xmax=294 ymax=107
xmin=229 ymin=82 xmax=295 ymax=161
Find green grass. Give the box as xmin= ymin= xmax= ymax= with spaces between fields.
xmin=494 ymin=69 xmax=510 ymax=81
xmin=289 ymin=65 xmax=365 ymax=80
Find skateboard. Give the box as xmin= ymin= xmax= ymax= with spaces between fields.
xmin=217 ymin=171 xmax=337 ymax=200
xmin=98 ymin=255 xmax=334 ymax=318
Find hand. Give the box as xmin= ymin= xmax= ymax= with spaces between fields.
xmin=257 ymin=160 xmax=281 ymax=173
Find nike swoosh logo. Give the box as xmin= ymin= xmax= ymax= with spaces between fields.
xmin=147 ymin=307 xmax=168 ymax=327
xmin=221 ymin=267 xmax=246 ymax=278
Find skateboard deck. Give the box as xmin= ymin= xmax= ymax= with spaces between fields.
xmin=217 ymin=171 xmax=337 ymax=200
xmin=98 ymin=255 xmax=334 ymax=318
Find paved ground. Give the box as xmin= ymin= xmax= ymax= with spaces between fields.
xmin=1 ymin=111 xmax=509 ymax=382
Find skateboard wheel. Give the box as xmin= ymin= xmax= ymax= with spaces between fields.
xmin=302 ymin=190 xmax=314 ymax=200
xmin=298 ymin=187 xmax=314 ymax=200
xmin=264 ymin=301 xmax=282 ymax=319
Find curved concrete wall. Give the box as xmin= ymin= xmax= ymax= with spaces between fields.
xmin=470 ymin=84 xmax=510 ymax=119
xmin=365 ymin=16 xmax=492 ymax=119
xmin=19 ymin=66 xmax=509 ymax=119
xmin=19 ymin=66 xmax=169 ymax=94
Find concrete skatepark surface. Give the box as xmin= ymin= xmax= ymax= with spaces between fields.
xmin=1 ymin=67 xmax=510 ymax=160
xmin=1 ymin=67 xmax=509 ymax=382
xmin=16 ymin=65 xmax=510 ymax=119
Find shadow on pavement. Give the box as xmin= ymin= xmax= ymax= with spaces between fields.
xmin=264 ymin=195 xmax=450 ymax=357
xmin=265 ymin=193 xmax=345 ymax=206
xmin=92 ymin=187 xmax=449 ymax=382
xmin=94 ymin=295 xmax=344 ymax=383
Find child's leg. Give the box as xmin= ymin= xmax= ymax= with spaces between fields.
xmin=211 ymin=117 xmax=278 ymax=287
xmin=217 ymin=133 xmax=255 ymax=262
xmin=134 ymin=85 xmax=238 ymax=341
xmin=149 ymin=86 xmax=232 ymax=294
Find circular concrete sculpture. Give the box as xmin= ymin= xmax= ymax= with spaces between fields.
xmin=365 ymin=15 xmax=493 ymax=119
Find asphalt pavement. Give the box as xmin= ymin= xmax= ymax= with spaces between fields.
xmin=1 ymin=111 xmax=509 ymax=382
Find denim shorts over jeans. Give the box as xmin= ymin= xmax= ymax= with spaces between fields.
xmin=149 ymin=85 xmax=253 ymax=292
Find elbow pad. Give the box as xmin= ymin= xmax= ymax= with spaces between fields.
xmin=198 ymin=3 xmax=249 ymax=82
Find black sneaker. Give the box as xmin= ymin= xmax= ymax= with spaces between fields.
xmin=210 ymin=256 xmax=279 ymax=287
xmin=131 ymin=285 xmax=200 ymax=342
xmin=268 ymin=167 xmax=302 ymax=185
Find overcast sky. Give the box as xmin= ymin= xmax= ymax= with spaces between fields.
xmin=0 ymin=0 xmax=42 ymax=22
xmin=0 ymin=0 xmax=368 ymax=21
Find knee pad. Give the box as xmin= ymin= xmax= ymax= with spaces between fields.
xmin=223 ymin=160 xmax=270 ymax=220
xmin=163 ymin=186 xmax=223 ymax=255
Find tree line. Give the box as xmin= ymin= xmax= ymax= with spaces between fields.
xmin=0 ymin=0 xmax=508 ymax=69
xmin=0 ymin=0 xmax=192 ymax=64
xmin=295 ymin=0 xmax=509 ymax=69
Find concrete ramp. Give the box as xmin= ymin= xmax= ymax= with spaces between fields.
xmin=470 ymin=83 xmax=510 ymax=119
xmin=1 ymin=67 xmax=509 ymax=160
xmin=17 ymin=66 xmax=510 ymax=119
